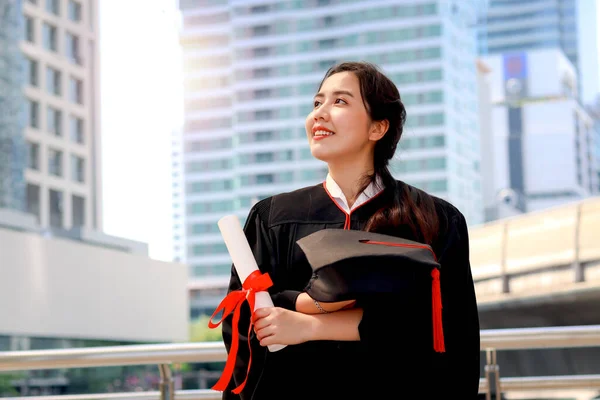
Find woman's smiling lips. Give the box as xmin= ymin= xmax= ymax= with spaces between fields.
xmin=312 ymin=125 xmax=335 ymax=141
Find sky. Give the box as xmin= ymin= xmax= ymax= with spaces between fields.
xmin=99 ymin=1 xmax=600 ymax=263
xmin=99 ymin=0 xmax=182 ymax=262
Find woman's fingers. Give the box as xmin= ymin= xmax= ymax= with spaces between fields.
xmin=253 ymin=315 xmax=270 ymax=331
xmin=255 ymin=325 xmax=274 ymax=341
xmin=259 ymin=335 xmax=276 ymax=347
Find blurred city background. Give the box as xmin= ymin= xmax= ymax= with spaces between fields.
xmin=1 ymin=0 xmax=600 ymax=399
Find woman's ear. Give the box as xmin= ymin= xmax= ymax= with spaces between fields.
xmin=369 ymin=120 xmax=389 ymax=141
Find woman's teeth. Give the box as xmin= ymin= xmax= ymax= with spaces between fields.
xmin=314 ymin=130 xmax=334 ymax=137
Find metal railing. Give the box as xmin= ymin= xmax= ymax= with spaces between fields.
xmin=1 ymin=325 xmax=599 ymax=400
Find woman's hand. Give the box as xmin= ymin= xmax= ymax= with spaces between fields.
xmin=253 ymin=307 xmax=315 ymax=347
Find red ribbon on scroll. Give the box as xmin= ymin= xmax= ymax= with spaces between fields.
xmin=208 ymin=270 xmax=274 ymax=394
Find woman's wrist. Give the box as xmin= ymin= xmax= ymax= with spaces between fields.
xmin=305 ymin=309 xmax=363 ymax=342
xmin=304 ymin=313 xmax=324 ymax=342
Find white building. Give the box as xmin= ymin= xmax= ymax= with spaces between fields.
xmin=175 ymin=0 xmax=486 ymax=304
xmin=20 ymin=0 xmax=103 ymax=233
xmin=588 ymin=98 xmax=600 ymax=192
xmin=0 ymin=0 xmax=191 ymax=339
xmin=0 ymin=222 xmax=189 ymax=395
xmin=0 ymin=0 xmax=190 ymax=395
xmin=480 ymin=0 xmax=600 ymax=105
xmin=479 ymin=48 xmax=598 ymax=221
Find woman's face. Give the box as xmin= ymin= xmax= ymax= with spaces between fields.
xmin=305 ymin=71 xmax=375 ymax=164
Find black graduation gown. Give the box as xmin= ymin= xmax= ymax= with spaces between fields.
xmin=221 ymin=181 xmax=480 ymax=400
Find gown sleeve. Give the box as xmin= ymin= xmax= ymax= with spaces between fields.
xmin=220 ymin=201 xmax=301 ymax=399
xmin=357 ymin=211 xmax=480 ymax=398
xmin=435 ymin=212 xmax=481 ymax=397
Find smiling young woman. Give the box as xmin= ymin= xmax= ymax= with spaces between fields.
xmin=220 ymin=62 xmax=481 ymax=400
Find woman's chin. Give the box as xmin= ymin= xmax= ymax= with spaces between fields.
xmin=309 ymin=148 xmax=333 ymax=163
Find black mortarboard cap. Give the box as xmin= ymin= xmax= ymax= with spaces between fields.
xmin=296 ymin=229 xmax=445 ymax=352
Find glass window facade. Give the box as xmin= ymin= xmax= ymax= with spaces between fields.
xmin=0 ymin=0 xmax=27 ymax=210
xmin=42 ymin=22 xmax=57 ymax=52
xmin=177 ymin=0 xmax=484 ymax=278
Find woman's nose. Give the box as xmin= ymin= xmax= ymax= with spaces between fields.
xmin=313 ymin=105 xmax=329 ymax=121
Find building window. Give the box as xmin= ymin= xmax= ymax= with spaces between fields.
xmin=27 ymin=99 xmax=39 ymax=129
xmin=254 ymin=88 xmax=271 ymax=99
xmin=254 ymin=110 xmax=272 ymax=120
xmin=69 ymin=77 xmax=83 ymax=104
xmin=48 ymin=148 xmax=63 ymax=176
xmin=70 ymin=116 xmax=84 ymax=144
xmin=191 ymin=243 xmax=229 ymax=256
xmin=27 ymin=141 xmax=40 ymax=170
xmin=250 ymin=5 xmax=269 ymax=13
xmin=253 ymin=47 xmax=270 ymax=57
xmin=68 ymin=0 xmax=82 ymax=22
xmin=252 ymin=25 xmax=270 ymax=36
xmin=46 ymin=0 xmax=60 ymax=16
xmin=26 ymin=58 xmax=38 ymax=87
xmin=323 ymin=15 xmax=335 ymax=26
xmin=189 ymin=200 xmax=234 ymax=214
xmin=26 ymin=184 xmax=41 ymax=223
xmin=66 ymin=32 xmax=81 ymax=64
xmin=47 ymin=106 xmax=62 ymax=136
xmin=256 ymin=174 xmax=274 ymax=184
xmin=49 ymin=189 xmax=63 ymax=228
xmin=318 ymin=38 xmax=336 ymax=49
xmin=46 ymin=66 xmax=61 ymax=96
xmin=72 ymin=195 xmax=85 ymax=228
xmin=253 ymin=67 xmax=270 ymax=78
xmin=42 ymin=23 xmax=57 ymax=52
xmin=25 ymin=16 xmax=35 ymax=43
xmin=71 ymin=154 xmax=85 ymax=182
xmin=255 ymin=131 xmax=273 ymax=142
xmin=255 ymin=152 xmax=274 ymax=163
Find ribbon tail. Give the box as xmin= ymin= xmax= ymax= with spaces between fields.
xmin=208 ymin=292 xmax=245 ymax=329
xmin=211 ymin=272 xmax=274 ymax=394
xmin=232 ymin=291 xmax=257 ymax=395
xmin=431 ymin=269 xmax=445 ymax=353
xmin=212 ymin=302 xmax=243 ymax=392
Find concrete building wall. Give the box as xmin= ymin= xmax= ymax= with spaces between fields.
xmin=0 ymin=226 xmax=189 ymax=343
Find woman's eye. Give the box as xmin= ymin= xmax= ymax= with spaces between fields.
xmin=313 ymin=101 xmax=321 ymax=107
xmin=335 ymin=98 xmax=347 ymax=104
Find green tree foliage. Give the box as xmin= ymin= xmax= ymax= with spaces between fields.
xmin=0 ymin=373 xmax=22 ymax=396
xmin=189 ymin=314 xmax=222 ymax=342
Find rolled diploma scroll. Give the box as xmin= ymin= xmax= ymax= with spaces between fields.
xmin=218 ymin=215 xmax=286 ymax=352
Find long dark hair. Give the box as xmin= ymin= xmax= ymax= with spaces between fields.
xmin=318 ymin=61 xmax=440 ymax=245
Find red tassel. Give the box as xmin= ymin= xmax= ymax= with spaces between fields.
xmin=431 ymin=268 xmax=445 ymax=352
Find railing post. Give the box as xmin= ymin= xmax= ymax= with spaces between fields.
xmin=500 ymin=221 xmax=510 ymax=293
xmin=159 ymin=364 xmax=174 ymax=400
xmin=485 ymin=349 xmax=502 ymax=400
xmin=574 ymin=203 xmax=584 ymax=283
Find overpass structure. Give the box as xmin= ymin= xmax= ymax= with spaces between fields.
xmin=189 ymin=196 xmax=600 ymax=325
xmin=469 ymin=196 xmax=600 ymax=390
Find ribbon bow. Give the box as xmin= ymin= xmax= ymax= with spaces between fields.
xmin=208 ymin=270 xmax=274 ymax=394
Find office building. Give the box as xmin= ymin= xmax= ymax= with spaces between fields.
xmin=18 ymin=0 xmax=103 ymax=232
xmin=479 ymin=49 xmax=597 ymax=221
xmin=174 ymin=1 xmax=490 ymax=319
xmin=176 ymin=1 xmax=487 ymax=299
xmin=480 ymin=0 xmax=599 ymax=105
xmin=0 ymin=0 xmax=189 ymax=395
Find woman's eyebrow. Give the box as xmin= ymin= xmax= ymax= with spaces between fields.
xmin=314 ymin=90 xmax=354 ymax=98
